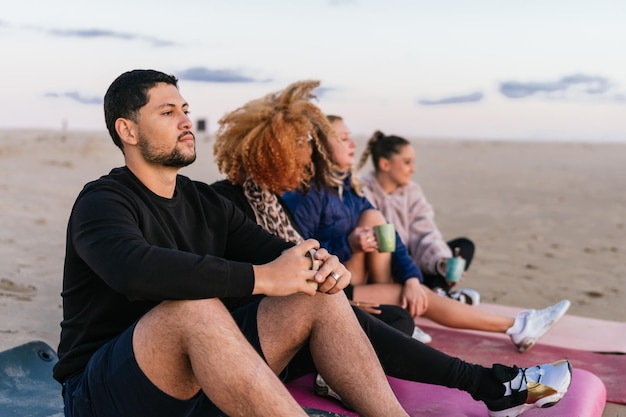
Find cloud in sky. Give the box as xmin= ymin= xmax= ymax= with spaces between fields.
xmin=176 ymin=67 xmax=270 ymax=83
xmin=44 ymin=91 xmax=102 ymax=105
xmin=499 ymin=74 xmax=614 ymax=99
xmin=417 ymin=91 xmax=484 ymax=106
xmin=328 ymin=0 xmax=356 ymax=5
xmin=25 ymin=25 xmax=177 ymax=47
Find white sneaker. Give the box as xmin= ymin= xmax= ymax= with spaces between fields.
xmin=411 ymin=326 xmax=433 ymax=344
xmin=508 ymin=300 xmax=570 ymax=352
xmin=449 ymin=288 xmax=481 ymax=306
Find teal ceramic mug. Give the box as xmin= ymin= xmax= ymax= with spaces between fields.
xmin=445 ymin=248 xmax=466 ymax=283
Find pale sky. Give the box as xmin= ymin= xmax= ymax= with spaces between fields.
xmin=1 ymin=0 xmax=624 ymax=141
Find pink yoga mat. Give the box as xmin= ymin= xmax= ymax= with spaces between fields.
xmin=287 ymin=369 xmax=605 ymax=417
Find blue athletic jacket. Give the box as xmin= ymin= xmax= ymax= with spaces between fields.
xmin=283 ymin=175 xmax=423 ymax=283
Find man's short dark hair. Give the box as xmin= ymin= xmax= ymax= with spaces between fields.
xmin=104 ymin=69 xmax=179 ymax=151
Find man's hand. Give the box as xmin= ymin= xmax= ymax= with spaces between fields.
xmin=312 ymin=246 xmax=351 ymax=294
xmin=401 ymin=278 xmax=429 ymax=318
xmin=252 ymin=239 xmax=350 ymax=297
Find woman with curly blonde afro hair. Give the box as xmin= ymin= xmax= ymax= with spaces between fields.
xmin=212 ymin=80 xmax=345 ymax=246
xmin=213 ymin=80 xmax=335 ymax=195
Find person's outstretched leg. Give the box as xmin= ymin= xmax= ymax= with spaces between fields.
xmin=257 ymin=291 xmax=409 ymax=417
xmin=352 ymin=308 xmax=572 ymax=417
xmin=352 ymin=306 xmax=484 ymax=391
xmin=133 ymin=299 xmax=308 ymax=417
xmin=353 ymin=282 xmax=569 ymax=352
xmin=352 ymin=282 xmax=514 ymax=332
xmin=352 ymin=278 xmax=505 ymax=332
xmin=423 ymin=288 xmax=514 ymax=331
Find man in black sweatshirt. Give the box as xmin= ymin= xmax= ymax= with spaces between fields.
xmin=54 ymin=69 xmax=409 ymax=417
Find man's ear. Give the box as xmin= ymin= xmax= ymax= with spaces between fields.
xmin=116 ymin=118 xmax=138 ymax=146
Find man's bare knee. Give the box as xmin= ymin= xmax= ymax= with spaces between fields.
xmin=133 ymin=299 xmax=239 ymax=399
xmin=257 ymin=292 xmax=353 ymax=371
xmin=259 ymin=292 xmax=354 ymax=341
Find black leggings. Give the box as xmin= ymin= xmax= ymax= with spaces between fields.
xmin=373 ymin=304 xmax=415 ymax=336
xmin=423 ymin=237 xmax=475 ymax=290
xmin=352 ymin=307 xmax=486 ymax=395
xmin=286 ymin=305 xmax=491 ymax=398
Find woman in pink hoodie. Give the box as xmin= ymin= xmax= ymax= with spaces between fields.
xmin=358 ymin=130 xmax=478 ymax=304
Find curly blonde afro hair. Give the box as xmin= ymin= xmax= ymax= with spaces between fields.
xmin=213 ymin=80 xmax=334 ymax=194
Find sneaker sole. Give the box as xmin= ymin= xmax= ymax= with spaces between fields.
xmin=488 ymin=394 xmax=566 ymax=417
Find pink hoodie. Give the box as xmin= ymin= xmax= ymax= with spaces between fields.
xmin=360 ymin=171 xmax=452 ymax=275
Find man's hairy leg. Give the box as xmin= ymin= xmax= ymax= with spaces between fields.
xmin=133 ymin=299 xmax=307 ymax=417
xmin=258 ymin=292 xmax=409 ymax=417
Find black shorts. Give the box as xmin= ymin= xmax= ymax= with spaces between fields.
xmin=62 ymin=301 xmax=263 ymax=417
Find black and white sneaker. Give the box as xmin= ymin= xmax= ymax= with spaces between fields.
xmin=435 ymin=287 xmax=481 ymax=306
xmin=449 ymin=288 xmax=481 ymax=306
xmin=483 ymin=360 xmax=572 ymax=417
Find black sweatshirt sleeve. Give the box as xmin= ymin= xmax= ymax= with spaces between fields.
xmin=67 ymin=178 xmax=291 ymax=302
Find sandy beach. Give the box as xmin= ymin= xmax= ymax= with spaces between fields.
xmin=1 ymin=129 xmax=624 ymax=414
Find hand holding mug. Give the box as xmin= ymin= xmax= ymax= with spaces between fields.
xmin=443 ymin=247 xmax=466 ymax=284
xmin=350 ymin=227 xmax=378 ymax=252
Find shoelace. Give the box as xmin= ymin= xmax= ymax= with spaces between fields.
xmin=506 ymin=366 xmax=545 ymax=395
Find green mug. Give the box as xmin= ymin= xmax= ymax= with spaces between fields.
xmin=374 ymin=223 xmax=396 ymax=252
